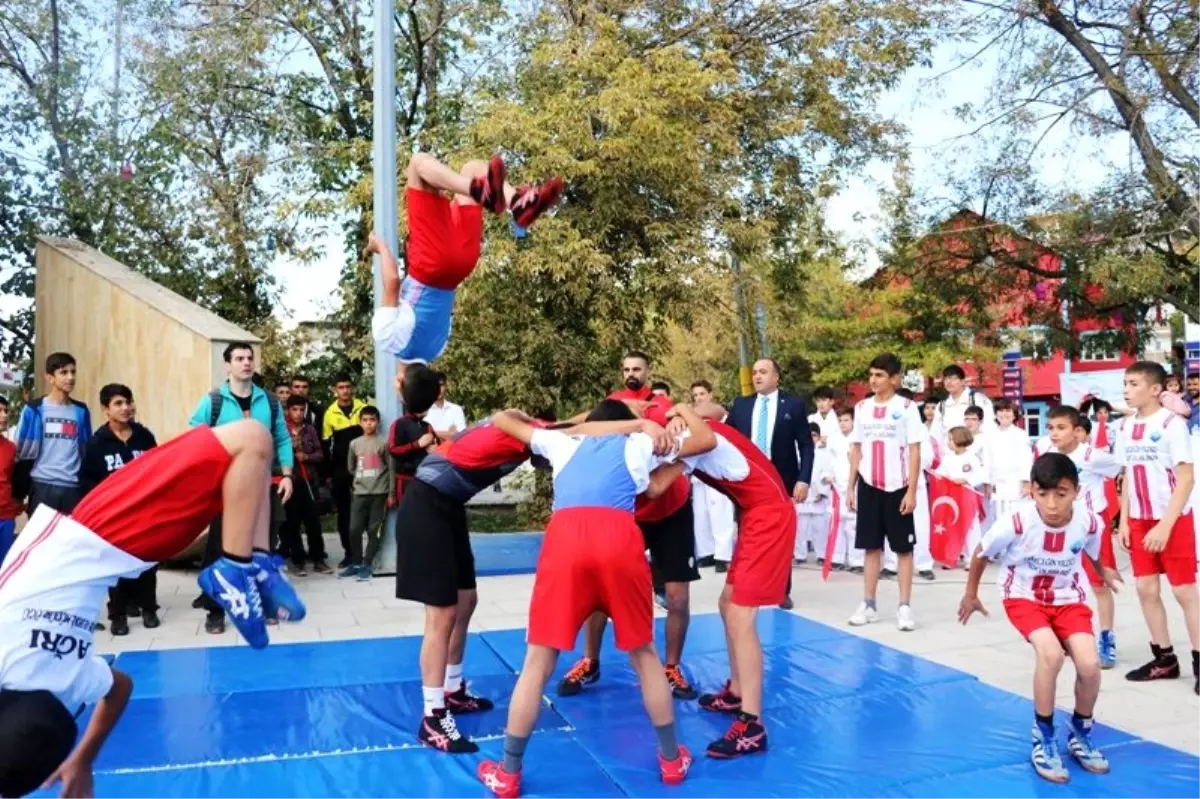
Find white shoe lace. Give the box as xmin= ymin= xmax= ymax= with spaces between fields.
xmin=439 ymin=710 xmax=463 ymax=740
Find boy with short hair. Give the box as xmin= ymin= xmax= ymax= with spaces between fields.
xmin=281 ymin=394 xmax=329 ymax=575
xmin=794 ymin=423 xmax=832 ymax=564
xmin=342 ymin=406 xmax=395 ymax=581
xmin=1040 ymin=405 xmax=1123 ymax=667
xmin=13 ymin=352 xmax=91 ymax=514
xmin=0 ymin=396 xmax=18 ymax=566
xmin=828 ymin=407 xmax=864 ymax=573
xmin=0 ymin=420 xmax=306 ymax=798
xmin=847 ymin=353 xmax=926 ymax=631
xmin=959 ymin=453 xmax=1120 ymax=784
xmin=1114 ymin=361 xmax=1199 ymax=693
xmin=986 ymin=398 xmax=1032 ymax=521
xmin=79 ymin=384 xmax=161 ymax=636
xmin=808 ymin=387 xmax=840 ymax=442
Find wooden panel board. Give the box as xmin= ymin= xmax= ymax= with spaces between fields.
xmin=34 ymin=239 xmax=262 ymax=443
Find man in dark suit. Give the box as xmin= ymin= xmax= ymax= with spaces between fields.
xmin=728 ymin=358 xmax=815 ymax=609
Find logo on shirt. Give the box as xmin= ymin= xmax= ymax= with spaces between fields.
xmin=1150 ymin=431 xmax=1162 ymax=442
xmin=44 ymin=419 xmax=78 ymax=439
xmin=29 ymin=629 xmax=92 ymax=660
xmin=1042 ymin=530 xmax=1066 ymax=553
xmin=1070 ymin=538 xmax=1085 ymax=554
xmin=891 ymin=412 xmax=902 ymax=420
xmin=873 ymin=407 xmax=887 ymax=419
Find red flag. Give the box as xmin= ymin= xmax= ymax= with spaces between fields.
xmin=1095 ymin=420 xmax=1109 ymax=450
xmin=822 ymin=488 xmax=841 ymax=581
xmin=928 ymin=473 xmax=983 ymax=567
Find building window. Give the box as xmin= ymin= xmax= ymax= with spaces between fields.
xmin=1025 ymin=406 xmax=1041 ymax=438
xmin=1079 ymin=331 xmax=1119 ymax=362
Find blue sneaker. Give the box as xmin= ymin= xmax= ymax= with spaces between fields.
xmin=338 ymin=564 xmax=360 ymax=579
xmin=1031 ymin=725 xmax=1069 ymax=784
xmin=1099 ymin=630 xmax=1117 ymax=669
xmin=1068 ymin=718 xmax=1110 ymax=774
xmin=252 ymin=551 xmax=307 ymax=622
xmin=356 ymin=566 xmax=373 ymax=582
xmin=198 ymin=559 xmax=267 ymax=649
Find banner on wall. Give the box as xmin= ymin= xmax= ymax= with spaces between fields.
xmin=1059 ymin=370 xmax=1127 ymax=408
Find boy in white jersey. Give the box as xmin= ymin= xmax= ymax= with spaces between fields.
xmin=986 ymin=399 xmax=1032 ymax=520
xmin=828 ymin=408 xmax=864 ymax=571
xmin=1114 ymin=361 xmax=1199 ymax=694
xmin=1039 ymin=406 xmax=1123 ymax=668
xmin=794 ymin=424 xmax=832 ymax=564
xmin=960 ymin=453 xmax=1121 ymax=784
xmin=808 ymin=386 xmax=841 ymax=443
xmin=0 ymin=420 xmax=306 ymax=798
xmin=847 ymin=353 xmax=926 ymax=631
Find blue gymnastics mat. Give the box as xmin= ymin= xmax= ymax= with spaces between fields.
xmin=33 ymin=612 xmax=1199 ymax=798
xmin=470 ymin=532 xmax=543 ymax=576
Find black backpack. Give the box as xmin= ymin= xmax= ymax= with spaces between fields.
xmin=209 ymin=389 xmax=280 ymax=430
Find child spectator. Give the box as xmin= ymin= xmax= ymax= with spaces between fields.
xmin=794 ymin=423 xmax=832 ymax=564
xmin=389 ymin=403 xmax=437 ymax=500
xmin=829 ymin=407 xmax=864 ymax=573
xmin=281 ymin=394 xmax=330 ymax=575
xmin=342 ymin=406 xmax=395 ymax=581
xmin=79 ymin=384 xmax=160 ymax=636
xmin=937 ymin=426 xmax=988 ymax=564
xmin=808 ymin=387 xmax=840 ymax=442
xmin=986 ymin=398 xmax=1033 ymax=520
xmin=13 ymin=352 xmax=91 ymax=514
xmin=0 ymin=395 xmax=18 ymax=564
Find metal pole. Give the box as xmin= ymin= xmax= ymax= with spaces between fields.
xmin=372 ymin=0 xmax=400 ymax=573
xmin=730 ymin=253 xmax=752 ymax=397
xmin=755 ymin=301 xmax=769 ymax=358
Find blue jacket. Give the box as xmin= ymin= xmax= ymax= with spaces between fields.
xmin=188 ymin=383 xmax=293 ymax=469
xmin=14 ymin=397 xmax=92 ymax=462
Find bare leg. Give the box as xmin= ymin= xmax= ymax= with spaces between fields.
xmin=725 ymin=602 xmax=762 ymax=716
xmin=407 ymin=152 xmax=474 ymax=198
xmin=1064 ymin=633 xmax=1102 ymax=717
xmin=628 ymin=643 xmax=674 ymax=727
xmin=1171 ymin=583 xmax=1200 ymax=650
xmin=863 ymin=548 xmax=882 ymax=602
xmin=1095 ymin=585 xmax=1115 ymax=630
xmin=897 ymin=552 xmax=913 ymax=605
xmin=420 ymin=605 xmax=456 ymax=696
xmin=507 ymin=645 xmax=559 ymax=738
xmin=582 ymin=611 xmax=607 ymax=660
xmin=209 ymin=421 xmax=274 ymax=559
xmin=718 ymin=585 xmax=741 ymax=694
xmin=1136 ymin=575 xmax=1173 ymax=647
xmin=664 ymin=582 xmax=690 ymax=665
xmin=1029 ymin=629 xmax=1066 ymax=717
xmin=447 ymin=589 xmax=479 ymax=667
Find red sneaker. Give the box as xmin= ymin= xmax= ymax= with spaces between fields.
xmin=511 ymin=177 xmax=564 ymax=228
xmin=469 ymin=155 xmax=508 ymax=214
xmin=478 ymin=760 xmax=521 ymax=798
xmin=659 ymin=744 xmax=693 ymax=785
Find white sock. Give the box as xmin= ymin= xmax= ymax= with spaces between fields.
xmin=445 ymin=662 xmax=464 ymax=693
xmin=422 ymin=686 xmax=444 ymax=717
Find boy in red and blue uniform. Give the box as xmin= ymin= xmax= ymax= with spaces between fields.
xmin=475 ymin=402 xmax=716 ymax=798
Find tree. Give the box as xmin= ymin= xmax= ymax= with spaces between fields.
xmin=439 ymin=0 xmax=945 ymax=417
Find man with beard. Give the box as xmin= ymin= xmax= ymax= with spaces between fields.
xmin=557 ymin=352 xmax=702 ymax=701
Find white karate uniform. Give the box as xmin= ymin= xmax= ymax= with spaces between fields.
xmin=691 ymin=478 xmax=737 ymax=562
xmin=828 ymin=435 xmax=863 ymax=567
xmin=794 ymin=445 xmax=832 ymax=561
xmin=884 ymin=437 xmax=935 ymax=571
xmin=986 ymin=424 xmax=1034 ymax=520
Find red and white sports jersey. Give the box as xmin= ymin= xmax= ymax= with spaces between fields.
xmin=1036 ymin=442 xmax=1121 ymax=514
xmin=681 ymin=421 xmax=791 ymax=511
xmin=1031 ymin=435 xmax=1053 ymax=459
xmin=1115 ymin=408 xmax=1193 ymax=520
xmin=0 ymin=506 xmax=146 ymax=713
xmin=849 ymin=395 xmax=926 ymax=492
xmin=980 ymin=504 xmax=1103 ymax=606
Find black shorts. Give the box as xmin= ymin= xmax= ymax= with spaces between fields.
xmin=0 ymin=689 xmax=77 ymax=798
xmin=639 ymin=497 xmax=700 ymax=584
xmin=394 ymin=479 xmax=476 ymax=607
xmin=854 ymin=481 xmax=915 ymax=554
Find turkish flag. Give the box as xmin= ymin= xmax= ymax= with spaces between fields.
xmin=927 ymin=473 xmax=983 ymax=567
xmin=822 ymin=488 xmax=841 ymax=581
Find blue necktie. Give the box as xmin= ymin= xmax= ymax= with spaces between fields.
xmin=755 ymin=395 xmax=770 ymax=453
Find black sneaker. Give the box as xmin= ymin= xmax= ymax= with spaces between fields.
xmin=918 ymin=570 xmax=937 ymax=581
xmin=1192 ymin=650 xmax=1198 ymax=696
xmin=142 ymin=610 xmax=161 ymax=629
xmin=715 ymin=560 xmax=728 ymax=573
xmin=849 ymin=566 xmax=864 ymax=575
xmin=706 ymin=712 xmax=768 ymax=758
xmin=881 ymin=568 xmax=896 ymax=579
xmin=698 ymin=680 xmax=742 ymax=714
xmin=665 ymin=664 xmax=698 ymax=700
xmin=205 ymin=612 xmax=225 ymax=635
xmin=126 ymin=603 xmax=142 ymax=616
xmin=697 ymin=556 xmax=715 ymax=568
xmin=778 ymin=595 xmax=795 ymax=611
xmin=445 ymin=684 xmax=494 ymax=714
xmin=556 ymin=657 xmax=599 ymax=696
xmin=418 ymin=709 xmax=479 ymax=753
xmin=1125 ymin=643 xmax=1180 ymax=682
xmin=192 ymin=593 xmax=207 ymax=610
xmin=110 ymin=615 xmax=130 ymax=636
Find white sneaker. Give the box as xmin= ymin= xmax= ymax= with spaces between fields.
xmin=896 ymin=604 xmax=916 ymax=631
xmin=848 ymin=602 xmax=878 ymax=626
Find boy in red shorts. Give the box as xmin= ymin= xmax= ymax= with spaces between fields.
xmin=668 ymin=405 xmax=798 ymax=759
xmin=0 ymin=420 xmax=304 ymax=798
xmin=1114 ymin=361 xmax=1199 ymax=693
xmin=959 ymin=453 xmax=1121 ymax=784
xmin=475 ymin=402 xmax=716 ymax=798
xmin=1038 ymin=406 xmax=1122 ymax=668
xmin=370 ymin=153 xmax=564 ymax=365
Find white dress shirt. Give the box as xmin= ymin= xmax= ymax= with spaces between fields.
xmin=424 ymin=400 xmax=467 ymax=434
xmin=750 ymin=390 xmax=779 ymax=455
